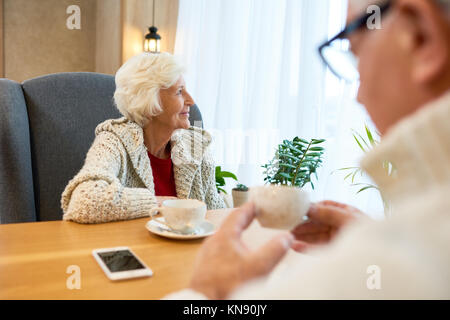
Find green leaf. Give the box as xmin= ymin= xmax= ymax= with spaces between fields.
xmin=311 ymin=139 xmax=326 ymax=144
xmin=344 ymin=171 xmax=354 ymax=181
xmin=278 ymin=172 xmax=292 ymax=180
xmin=297 ymin=138 xmax=310 ymax=144
xmin=303 ymin=159 xmax=322 ymax=163
xmin=217 ymin=187 xmax=227 ymax=194
xmin=356 ymin=186 xmax=376 ymax=194
xmin=365 ymin=125 xmax=376 ymax=147
xmin=292 ymin=140 xmax=306 ymax=147
xmin=355 ymin=131 xmax=370 ymax=150
xmin=216 ymin=176 xmax=225 ymax=186
xmin=279 ymin=163 xmax=297 ymax=169
xmin=352 ymin=134 xmax=366 ymax=153
xmin=287 ymin=145 xmax=303 ymax=154
xmin=351 ymin=170 xmax=359 ymax=183
xmin=306 ymin=152 xmax=323 ymax=157
xmin=294 ymin=173 xmax=308 ymax=179
xmin=219 ymin=171 xmax=238 ymax=180
xmin=309 ymin=147 xmax=324 ymax=151
xmin=348 ymin=169 xmax=358 ymax=183
xmin=278 ymin=153 xmax=300 ymax=162
xmin=350 ymin=183 xmax=379 ymax=194
xmin=337 ymin=167 xmax=360 ymax=171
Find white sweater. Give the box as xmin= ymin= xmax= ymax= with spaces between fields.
xmin=167 ymin=91 xmax=450 ymax=299
xmin=61 ymin=118 xmax=225 ymax=224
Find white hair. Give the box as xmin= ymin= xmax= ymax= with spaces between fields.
xmin=113 ymin=52 xmax=185 ymax=127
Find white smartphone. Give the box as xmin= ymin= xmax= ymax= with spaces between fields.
xmin=92 ymin=246 xmax=153 ymax=281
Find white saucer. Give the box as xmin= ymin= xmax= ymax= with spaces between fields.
xmin=145 ymin=217 xmax=216 ymax=240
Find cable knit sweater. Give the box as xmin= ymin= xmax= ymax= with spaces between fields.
xmin=61 ymin=117 xmax=225 ymax=224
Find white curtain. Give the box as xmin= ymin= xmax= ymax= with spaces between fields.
xmin=174 ymin=0 xmax=384 ymax=218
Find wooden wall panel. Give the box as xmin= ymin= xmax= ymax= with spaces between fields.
xmin=156 ymin=0 xmax=179 ymax=54
xmin=122 ymin=0 xmax=153 ymax=63
xmin=0 ymin=0 xmax=3 ymax=78
xmin=95 ymin=0 xmax=123 ymax=75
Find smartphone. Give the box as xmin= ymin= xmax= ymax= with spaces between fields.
xmin=92 ymin=246 xmax=153 ymax=281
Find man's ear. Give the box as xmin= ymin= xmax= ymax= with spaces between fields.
xmin=396 ymin=0 xmax=449 ymax=85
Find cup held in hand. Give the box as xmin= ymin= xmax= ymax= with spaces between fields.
xmin=249 ymin=185 xmax=310 ymax=230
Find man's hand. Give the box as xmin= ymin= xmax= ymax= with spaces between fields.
xmin=291 ymin=200 xmax=365 ymax=252
xmin=189 ymin=202 xmax=294 ymax=299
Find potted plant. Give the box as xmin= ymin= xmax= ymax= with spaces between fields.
xmin=335 ymin=125 xmax=394 ymax=216
xmin=262 ymin=137 xmax=326 ymax=189
xmin=215 ymin=166 xmax=237 ymax=208
xmin=232 ymin=183 xmax=249 ymax=208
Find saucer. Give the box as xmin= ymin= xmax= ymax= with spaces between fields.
xmin=145 ymin=217 xmax=216 ymax=240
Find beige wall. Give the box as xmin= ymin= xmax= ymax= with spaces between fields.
xmin=1 ymin=0 xmax=179 ymax=82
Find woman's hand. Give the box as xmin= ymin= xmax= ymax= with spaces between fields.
xmin=156 ymin=196 xmax=178 ymax=206
xmin=291 ymin=200 xmax=366 ymax=252
xmin=189 ymin=202 xmax=294 ymax=299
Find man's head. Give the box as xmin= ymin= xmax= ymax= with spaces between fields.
xmin=348 ymin=0 xmax=450 ymax=135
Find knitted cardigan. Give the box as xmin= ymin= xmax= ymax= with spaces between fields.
xmin=61 ymin=117 xmax=226 ymax=224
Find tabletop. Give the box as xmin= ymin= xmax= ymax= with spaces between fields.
xmin=0 ymin=209 xmax=232 ymax=300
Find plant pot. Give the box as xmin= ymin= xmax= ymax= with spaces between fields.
xmin=232 ymin=189 xmax=249 ymax=208
xmin=219 ymin=192 xmax=233 ymax=208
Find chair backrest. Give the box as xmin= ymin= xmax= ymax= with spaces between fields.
xmin=189 ymin=103 xmax=203 ymax=128
xmin=22 ymin=73 xmax=121 ymax=221
xmin=20 ymin=72 xmax=204 ymax=222
xmin=0 ymin=79 xmax=37 ymax=223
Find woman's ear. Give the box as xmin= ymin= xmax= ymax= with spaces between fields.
xmin=396 ymin=0 xmax=450 ymax=85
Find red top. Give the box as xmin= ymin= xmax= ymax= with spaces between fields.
xmin=148 ymin=152 xmax=177 ymax=197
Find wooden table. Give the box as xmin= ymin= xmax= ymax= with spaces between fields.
xmin=0 ymin=209 xmax=232 ymax=300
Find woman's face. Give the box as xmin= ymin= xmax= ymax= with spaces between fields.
xmin=155 ymin=76 xmax=194 ymax=131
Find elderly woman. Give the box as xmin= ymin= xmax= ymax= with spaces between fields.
xmin=61 ymin=52 xmax=225 ymax=223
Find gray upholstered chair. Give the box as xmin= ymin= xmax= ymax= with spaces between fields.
xmin=0 ymin=79 xmax=37 ymax=223
xmin=0 ymin=72 xmax=203 ymax=223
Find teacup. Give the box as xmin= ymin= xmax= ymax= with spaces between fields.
xmin=248 ymin=185 xmax=310 ymax=230
xmin=149 ymin=199 xmax=207 ymax=233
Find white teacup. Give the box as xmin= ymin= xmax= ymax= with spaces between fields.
xmin=248 ymin=185 xmax=310 ymax=230
xmin=149 ymin=199 xmax=207 ymax=233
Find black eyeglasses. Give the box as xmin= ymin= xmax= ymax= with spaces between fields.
xmin=318 ymin=1 xmax=392 ymax=82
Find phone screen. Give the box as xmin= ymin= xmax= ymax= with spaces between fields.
xmin=97 ymin=249 xmax=146 ymax=273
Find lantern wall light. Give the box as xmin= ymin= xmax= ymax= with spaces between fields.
xmin=144 ymin=0 xmax=161 ymax=53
